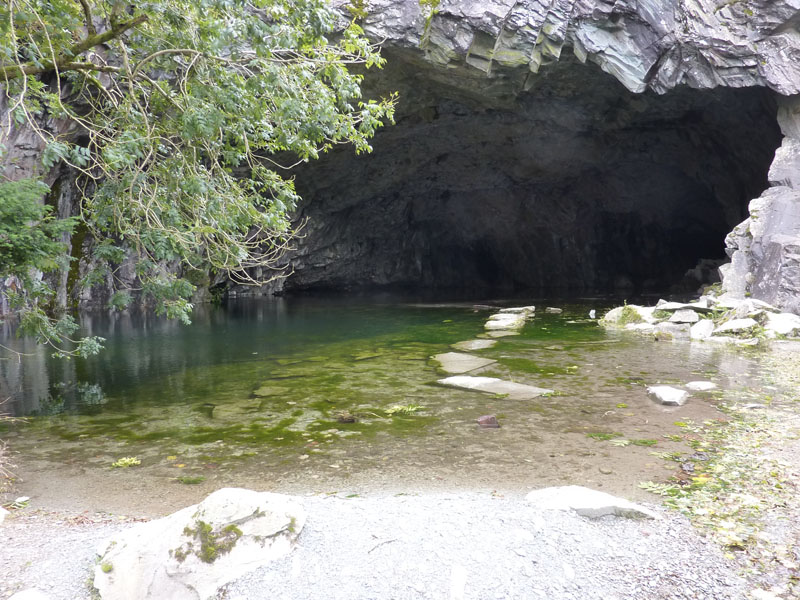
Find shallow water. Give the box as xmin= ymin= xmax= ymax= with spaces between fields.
xmin=0 ymin=296 xmax=771 ymax=509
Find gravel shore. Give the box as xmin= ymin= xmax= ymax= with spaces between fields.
xmin=2 ymin=491 xmax=748 ymax=600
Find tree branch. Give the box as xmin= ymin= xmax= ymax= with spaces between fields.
xmin=0 ymin=15 xmax=148 ymax=81
xmin=76 ymin=0 xmax=97 ymax=36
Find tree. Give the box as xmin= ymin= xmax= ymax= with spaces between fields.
xmin=0 ymin=0 xmax=395 ymax=356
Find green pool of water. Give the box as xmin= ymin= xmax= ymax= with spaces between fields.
xmin=0 ymin=296 xmax=772 ymax=496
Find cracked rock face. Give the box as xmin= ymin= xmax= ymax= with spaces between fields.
xmin=248 ymin=0 xmax=799 ymax=304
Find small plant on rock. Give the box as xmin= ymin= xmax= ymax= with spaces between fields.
xmin=111 ymin=457 xmax=141 ymax=468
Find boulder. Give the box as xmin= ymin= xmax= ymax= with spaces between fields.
xmin=450 ymin=339 xmax=497 ymax=351
xmin=765 ymin=312 xmax=800 ymax=336
xmin=600 ymin=305 xmax=655 ymax=326
xmin=669 ymin=309 xmax=700 ymax=324
xmin=437 ymin=376 xmax=553 ymax=400
xmin=690 ymin=319 xmax=715 ymax=340
xmin=432 ymin=352 xmax=497 ymax=374
xmin=94 ymin=488 xmax=305 ymax=600
xmin=647 ymin=386 xmax=689 ymax=406
xmin=686 ymin=381 xmax=717 ymax=392
xmin=525 ymin=486 xmax=659 ymax=520
xmin=713 ymin=318 xmax=760 ymax=335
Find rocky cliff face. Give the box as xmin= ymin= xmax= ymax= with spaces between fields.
xmin=255 ymin=0 xmax=799 ymax=300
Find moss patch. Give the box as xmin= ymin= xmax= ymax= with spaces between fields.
xmin=172 ymin=520 xmax=243 ymax=564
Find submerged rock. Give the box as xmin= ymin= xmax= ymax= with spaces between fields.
xmin=432 ymin=352 xmax=497 ymax=375
xmin=647 ymin=386 xmax=689 ymax=406
xmin=525 ymin=486 xmax=659 ymax=520
xmin=437 ymin=376 xmax=553 ymax=400
xmin=94 ymin=488 xmax=305 ymax=600
xmin=476 ymin=415 xmax=500 ymax=428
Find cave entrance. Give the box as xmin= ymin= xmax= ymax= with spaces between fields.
xmin=286 ymin=55 xmax=782 ymax=295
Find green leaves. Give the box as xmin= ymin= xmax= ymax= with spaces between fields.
xmin=1 ymin=0 xmax=395 ymax=357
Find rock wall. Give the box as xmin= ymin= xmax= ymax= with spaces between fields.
xmin=253 ymin=0 xmax=799 ymax=304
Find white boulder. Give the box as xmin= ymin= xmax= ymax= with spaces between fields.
xmin=498 ymin=305 xmax=536 ymax=314
xmin=647 ymin=385 xmax=689 ymax=406
xmin=526 ymin=486 xmax=659 ymax=520
xmin=484 ymin=313 xmax=525 ymax=331
xmin=94 ymin=488 xmax=305 ymax=600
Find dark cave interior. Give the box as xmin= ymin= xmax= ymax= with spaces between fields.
xmin=283 ymin=53 xmax=782 ymax=295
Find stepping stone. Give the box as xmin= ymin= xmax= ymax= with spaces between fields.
xmin=498 ymin=305 xmax=536 ymax=314
xmin=451 ymin=339 xmax=497 ymax=351
xmin=484 ymin=313 xmax=526 ymax=331
xmin=432 ymin=352 xmax=497 ymax=375
xmin=647 ymin=385 xmax=689 ymax=406
xmin=545 ymin=307 xmax=563 ymax=314
xmin=484 ymin=330 xmax=520 ymax=338
xmin=438 ymin=376 xmax=553 ymax=399
xmin=686 ymin=381 xmax=716 ymax=391
xmin=526 ymin=485 xmax=660 ymax=520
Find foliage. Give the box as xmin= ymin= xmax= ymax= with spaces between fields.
xmin=0 ymin=0 xmax=395 ymax=352
xmin=111 ymin=456 xmax=141 ymax=468
xmin=418 ymin=0 xmax=441 ymax=48
xmin=617 ymin=305 xmax=644 ymax=325
xmin=385 ymin=403 xmax=424 ymax=416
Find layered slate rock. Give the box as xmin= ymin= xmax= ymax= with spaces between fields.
xmin=438 ymin=375 xmax=553 ymax=399
xmin=526 ymin=486 xmax=659 ymax=520
xmin=94 ymin=488 xmax=305 ymax=600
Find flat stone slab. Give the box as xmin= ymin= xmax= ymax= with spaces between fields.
xmin=655 ymin=300 xmax=714 ymax=313
xmin=451 ymin=339 xmax=497 ymax=351
xmin=686 ymin=381 xmax=717 ymax=392
xmin=432 ymin=352 xmax=497 ymax=374
xmin=545 ymin=307 xmax=563 ymax=314
xmin=647 ymin=385 xmax=689 ymax=406
xmin=525 ymin=486 xmax=659 ymax=520
xmin=498 ymin=305 xmax=536 ymax=314
xmin=713 ymin=318 xmax=759 ymax=335
xmin=438 ymin=376 xmax=553 ymax=399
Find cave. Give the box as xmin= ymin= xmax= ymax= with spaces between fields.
xmin=281 ymin=51 xmax=782 ymax=296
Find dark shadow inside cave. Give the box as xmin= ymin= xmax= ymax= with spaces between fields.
xmin=284 ymin=53 xmax=782 ymax=295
